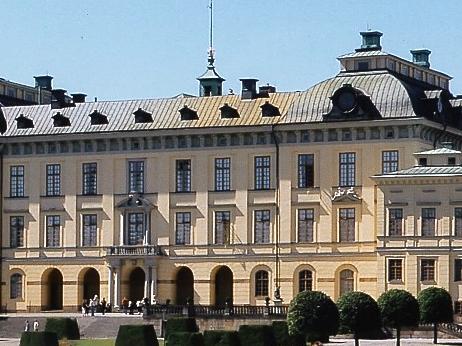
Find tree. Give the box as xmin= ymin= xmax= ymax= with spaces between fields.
xmin=417 ymin=287 xmax=453 ymax=344
xmin=337 ymin=291 xmax=381 ymax=346
xmin=377 ymin=289 xmax=419 ymax=346
xmin=287 ymin=290 xmax=339 ymax=343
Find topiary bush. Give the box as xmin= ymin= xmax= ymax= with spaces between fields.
xmin=238 ymin=325 xmax=276 ymax=346
xmin=287 ymin=290 xmax=339 ymax=343
xmin=271 ymin=321 xmax=305 ymax=346
xmin=418 ymin=286 xmax=454 ymax=344
xmin=115 ymin=325 xmax=158 ymax=346
xmin=378 ymin=289 xmax=419 ymax=346
xmin=204 ymin=330 xmax=241 ymax=346
xmin=166 ymin=332 xmax=204 ymax=346
xmin=337 ymin=291 xmax=382 ymax=346
xmin=44 ymin=318 xmax=80 ymax=340
xmin=19 ymin=331 xmax=59 ymax=346
xmin=165 ymin=317 xmax=199 ymax=339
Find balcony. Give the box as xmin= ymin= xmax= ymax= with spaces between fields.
xmin=106 ymin=245 xmax=163 ymax=256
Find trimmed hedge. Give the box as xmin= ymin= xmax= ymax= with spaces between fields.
xmin=19 ymin=331 xmax=59 ymax=346
xmin=204 ymin=330 xmax=240 ymax=346
xmin=44 ymin=318 xmax=80 ymax=340
xmin=238 ymin=325 xmax=276 ymax=346
xmin=115 ymin=325 xmax=158 ymax=346
xmin=167 ymin=332 xmax=204 ymax=346
xmin=165 ymin=317 xmax=198 ymax=338
xmin=272 ymin=321 xmax=305 ymax=346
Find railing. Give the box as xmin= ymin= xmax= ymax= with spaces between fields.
xmin=419 ymin=322 xmax=462 ymax=338
xmin=145 ymin=304 xmax=288 ymax=318
xmin=106 ymin=245 xmax=163 ymax=256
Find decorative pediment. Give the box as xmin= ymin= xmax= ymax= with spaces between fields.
xmin=89 ymin=110 xmax=108 ymax=125
xmin=220 ymin=103 xmax=239 ymax=119
xmin=15 ymin=114 xmax=34 ymax=129
xmin=52 ymin=112 xmax=71 ymax=127
xmin=260 ymin=101 xmax=280 ymax=117
xmin=133 ymin=108 xmax=153 ymax=123
xmin=331 ymin=187 xmax=361 ymax=203
xmin=116 ymin=194 xmax=155 ymax=210
xmin=179 ymin=105 xmax=199 ymax=121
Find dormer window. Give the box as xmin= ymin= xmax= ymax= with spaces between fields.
xmin=356 ymin=60 xmax=370 ymax=71
xmin=419 ymin=157 xmax=427 ymax=166
xmin=179 ymin=105 xmax=198 ymax=121
xmin=220 ymin=103 xmax=239 ymax=119
xmin=52 ymin=112 xmax=71 ymax=127
xmin=15 ymin=114 xmax=34 ymax=129
xmin=260 ymin=102 xmax=280 ymax=117
xmin=133 ymin=108 xmax=153 ymax=123
xmin=89 ymin=110 xmax=108 ymax=125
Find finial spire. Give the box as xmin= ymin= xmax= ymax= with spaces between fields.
xmin=208 ymin=0 xmax=215 ymax=66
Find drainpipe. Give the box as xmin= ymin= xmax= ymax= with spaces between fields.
xmin=270 ymin=125 xmax=281 ymax=299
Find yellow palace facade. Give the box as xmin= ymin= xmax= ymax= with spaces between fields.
xmin=2 ymin=31 xmax=462 ymax=312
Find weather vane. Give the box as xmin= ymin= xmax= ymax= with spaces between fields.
xmin=208 ymin=0 xmax=215 ymax=65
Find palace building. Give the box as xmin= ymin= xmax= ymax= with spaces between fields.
xmin=1 ymin=31 xmax=462 ymax=312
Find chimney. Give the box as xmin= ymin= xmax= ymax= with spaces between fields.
xmin=259 ymin=84 xmax=276 ymax=96
xmin=51 ymin=89 xmax=67 ymax=109
xmin=34 ymin=75 xmax=53 ymax=90
xmin=240 ymin=78 xmax=259 ymax=100
xmin=356 ymin=31 xmax=383 ymax=52
xmin=71 ymin=93 xmax=87 ymax=103
xmin=410 ymin=49 xmax=431 ymax=68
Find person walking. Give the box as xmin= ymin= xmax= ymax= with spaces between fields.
xmin=24 ymin=320 xmax=30 ymax=332
xmin=33 ymin=320 xmax=39 ymax=332
xmin=122 ymin=297 xmax=129 ymax=314
xmin=101 ymin=297 xmax=107 ymax=315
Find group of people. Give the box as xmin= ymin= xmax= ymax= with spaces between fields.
xmin=24 ymin=319 xmax=39 ymax=332
xmin=81 ymin=295 xmax=110 ymax=316
xmin=120 ymin=295 xmax=157 ymax=315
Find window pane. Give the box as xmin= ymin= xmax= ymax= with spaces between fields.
xmin=46 ymin=215 xmax=60 ymax=247
xmin=82 ymin=163 xmax=97 ymax=195
xmin=46 ymin=164 xmax=61 ymax=196
xmin=388 ymin=259 xmax=403 ymax=281
xmin=176 ymin=160 xmax=191 ymax=192
xmin=82 ymin=214 xmax=97 ymax=246
xmin=176 ymin=212 xmax=191 ymax=245
xmin=298 ymin=154 xmax=314 ymax=188
xmin=340 ymin=269 xmax=354 ymax=295
xmin=339 ymin=208 xmax=355 ymax=242
xmin=255 ymin=156 xmax=270 ymax=190
xmin=455 ymin=208 xmax=462 ymax=237
xmin=389 ymin=208 xmax=403 ymax=236
xmin=298 ymin=209 xmax=314 ymax=242
xmin=255 ymin=270 xmax=269 ymax=296
xmin=382 ymin=151 xmax=399 ymax=174
xmin=215 ymin=158 xmax=231 ymax=191
xmin=10 ymin=274 xmax=22 ymax=299
xmin=422 ymin=208 xmax=436 ymax=236
xmin=10 ymin=165 xmax=25 ymax=197
xmin=215 ymin=211 xmax=231 ymax=245
xmin=420 ymin=259 xmax=435 ymax=281
xmin=339 ymin=153 xmax=355 ymax=187
xmin=299 ymin=270 xmax=313 ymax=292
xmin=128 ymin=161 xmax=144 ymax=193
xmin=10 ymin=216 xmax=24 ymax=248
xmin=254 ymin=210 xmax=270 ymax=243
xmin=128 ymin=212 xmax=144 ymax=245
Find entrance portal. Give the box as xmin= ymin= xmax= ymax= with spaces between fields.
xmin=129 ymin=267 xmax=145 ymax=301
xmin=214 ymin=266 xmax=233 ymax=307
xmin=176 ymin=267 xmax=194 ymax=305
xmin=44 ymin=269 xmax=63 ymax=310
xmin=83 ymin=268 xmax=100 ymax=301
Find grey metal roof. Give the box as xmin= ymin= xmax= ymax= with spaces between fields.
xmin=374 ymin=165 xmax=462 ymax=178
xmin=338 ymin=50 xmax=389 ymax=59
xmin=416 ymin=148 xmax=462 ymax=155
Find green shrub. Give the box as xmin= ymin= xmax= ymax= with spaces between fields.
xmin=115 ymin=324 xmax=158 ymax=346
xmin=166 ymin=332 xmax=204 ymax=346
xmin=44 ymin=318 xmax=80 ymax=340
xmin=238 ymin=325 xmax=276 ymax=346
xmin=272 ymin=321 xmax=305 ymax=346
xmin=204 ymin=330 xmax=241 ymax=346
xmin=19 ymin=331 xmax=59 ymax=346
xmin=287 ymin=290 xmax=339 ymax=343
xmin=165 ymin=317 xmax=198 ymax=339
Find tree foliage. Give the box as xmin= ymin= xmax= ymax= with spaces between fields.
xmin=287 ymin=290 xmax=339 ymax=342
xmin=377 ymin=289 xmax=419 ymax=329
xmin=417 ymin=287 xmax=453 ymax=324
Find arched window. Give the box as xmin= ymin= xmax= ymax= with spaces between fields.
xmin=299 ymin=270 xmax=313 ymax=292
xmin=10 ymin=274 xmax=22 ymax=299
xmin=339 ymin=269 xmax=354 ymax=296
xmin=255 ymin=270 xmax=269 ymax=297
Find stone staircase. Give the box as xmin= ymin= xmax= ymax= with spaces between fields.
xmin=0 ymin=314 xmax=162 ymax=339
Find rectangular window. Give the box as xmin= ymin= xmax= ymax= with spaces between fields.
xmin=254 ymin=210 xmax=270 ymax=243
xmin=420 ymin=259 xmax=436 ymax=282
xmin=298 ymin=154 xmax=314 ymax=188
xmin=255 ymin=156 xmax=270 ymax=190
xmin=215 ymin=158 xmax=231 ymax=191
xmin=455 ymin=259 xmax=462 ymax=282
xmin=82 ymin=163 xmax=97 ymax=195
xmin=215 ymin=211 xmax=231 ymax=245
xmin=298 ymin=209 xmax=314 ymax=242
xmin=10 ymin=165 xmax=25 ymax=197
xmin=46 ymin=164 xmax=61 ymax=196
xmin=82 ymin=214 xmax=97 ymax=246
xmin=10 ymin=216 xmax=24 ymax=248
xmin=176 ymin=160 xmax=191 ymax=192
xmin=339 ymin=153 xmax=355 ymax=187
xmin=46 ymin=215 xmax=60 ymax=247
xmin=382 ymin=151 xmax=399 ymax=174
xmin=127 ymin=212 xmax=144 ymax=245
xmin=422 ymin=208 xmax=436 ymax=236
xmin=128 ymin=161 xmax=144 ymax=193
xmin=357 ymin=60 xmax=370 ymax=71
xmin=388 ymin=208 xmax=403 ymax=236
xmin=388 ymin=259 xmax=403 ymax=282
xmin=176 ymin=212 xmax=191 ymax=245
xmin=455 ymin=208 xmax=462 ymax=237
xmin=339 ymin=208 xmax=355 ymax=242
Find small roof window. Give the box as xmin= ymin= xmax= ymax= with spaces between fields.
xmin=260 ymin=101 xmax=280 ymax=117
xmin=179 ymin=105 xmax=199 ymax=121
xmin=133 ymin=108 xmax=153 ymax=123
xmin=52 ymin=112 xmax=71 ymax=127
xmin=15 ymin=114 xmax=34 ymax=129
xmin=220 ymin=103 xmax=239 ymax=119
xmin=89 ymin=110 xmax=108 ymax=125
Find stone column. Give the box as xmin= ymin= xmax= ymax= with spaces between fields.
xmin=151 ymin=266 xmax=157 ymax=298
xmin=114 ymin=267 xmax=120 ymax=307
xmin=119 ymin=213 xmax=125 ymax=245
xmin=107 ymin=266 xmax=113 ymax=305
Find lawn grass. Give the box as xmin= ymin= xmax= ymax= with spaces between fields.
xmin=63 ymin=338 xmax=165 ymax=346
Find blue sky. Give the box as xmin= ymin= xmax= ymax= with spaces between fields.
xmin=1 ymin=0 xmax=461 ymax=100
